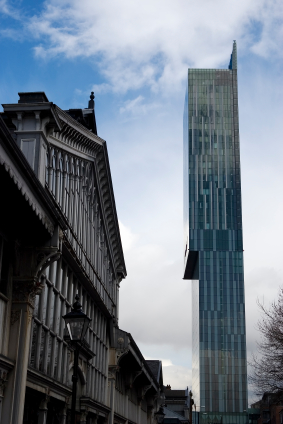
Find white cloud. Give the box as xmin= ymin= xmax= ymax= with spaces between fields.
xmin=0 ymin=0 xmax=27 ymax=20
xmin=91 ymin=83 xmax=112 ymax=95
xmin=251 ymin=0 xmax=283 ymax=57
xmin=119 ymin=96 xmax=144 ymax=115
xmin=0 ymin=0 xmax=13 ymax=15
xmin=163 ymin=365 xmax=191 ymax=389
xmin=119 ymin=95 xmax=160 ymax=116
xmin=144 ymin=356 xmax=191 ymax=389
xmin=118 ymin=220 xmax=138 ymax=252
xmin=18 ymin=0 xmax=283 ymax=94
xmin=119 ymin=224 xmax=190 ymax=349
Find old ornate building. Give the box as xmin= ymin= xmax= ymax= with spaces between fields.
xmin=0 ymin=92 xmax=163 ymax=424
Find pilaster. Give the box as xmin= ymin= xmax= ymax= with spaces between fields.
xmin=38 ymin=395 xmax=50 ymax=424
xmin=108 ymin=364 xmax=119 ymax=424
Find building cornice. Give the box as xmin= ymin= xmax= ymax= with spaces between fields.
xmin=55 ymin=106 xmax=104 ymax=151
xmin=2 ymin=102 xmax=62 ymax=132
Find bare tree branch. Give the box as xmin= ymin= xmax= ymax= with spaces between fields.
xmin=250 ymin=288 xmax=283 ymax=396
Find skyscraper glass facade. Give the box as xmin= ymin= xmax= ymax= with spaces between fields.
xmin=183 ymin=42 xmax=247 ymax=416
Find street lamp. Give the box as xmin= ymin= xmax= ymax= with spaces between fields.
xmin=63 ymin=294 xmax=92 ymax=424
xmin=155 ymin=406 xmax=166 ymax=424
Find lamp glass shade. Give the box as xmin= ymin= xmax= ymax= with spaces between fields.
xmin=62 ymin=294 xmax=91 ymax=342
xmin=64 ymin=315 xmax=91 ymax=341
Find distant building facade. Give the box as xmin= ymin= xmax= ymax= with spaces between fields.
xmin=164 ymin=386 xmax=189 ymax=420
xmin=0 ymin=92 xmax=163 ymax=424
xmin=251 ymin=393 xmax=283 ymax=424
xmin=183 ymin=42 xmax=247 ymax=418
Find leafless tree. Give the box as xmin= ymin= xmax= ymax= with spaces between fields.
xmin=250 ymin=288 xmax=283 ymax=397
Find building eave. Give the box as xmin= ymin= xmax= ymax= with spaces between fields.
xmin=52 ymin=106 xmax=127 ymax=278
xmin=0 ymin=116 xmax=68 ymax=233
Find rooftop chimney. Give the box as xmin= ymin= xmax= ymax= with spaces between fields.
xmin=18 ymin=92 xmax=49 ymax=104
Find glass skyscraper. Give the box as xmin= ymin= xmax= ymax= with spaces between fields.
xmin=183 ymin=42 xmax=247 ymax=418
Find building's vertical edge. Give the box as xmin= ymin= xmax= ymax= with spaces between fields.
xmin=232 ymin=41 xmax=237 ymax=70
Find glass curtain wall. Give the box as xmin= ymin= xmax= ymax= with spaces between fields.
xmin=184 ymin=43 xmax=248 ymax=416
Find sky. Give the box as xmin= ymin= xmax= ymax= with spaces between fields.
xmin=1 ymin=0 xmax=283 ymax=405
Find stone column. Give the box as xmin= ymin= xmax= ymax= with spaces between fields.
xmin=1 ymin=279 xmax=41 ymax=424
xmin=108 ymin=366 xmax=119 ymax=424
xmin=1 ymin=243 xmax=61 ymax=424
xmin=59 ymin=403 xmax=68 ymax=424
xmin=38 ymin=395 xmax=49 ymax=424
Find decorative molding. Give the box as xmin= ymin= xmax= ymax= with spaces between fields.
xmin=55 ymin=107 xmax=103 ymax=152
xmin=132 ymin=370 xmax=143 ymax=384
xmin=27 ymin=309 xmax=33 ymax=324
xmin=125 ymin=370 xmax=143 ymax=389
xmin=12 ymin=280 xmax=45 ymax=307
xmin=139 ymin=384 xmax=152 ymax=400
xmin=12 ymin=244 xmax=61 ymax=307
xmin=80 ymin=409 xmax=88 ymax=422
xmin=39 ymin=395 xmax=50 ymax=411
xmin=108 ymin=365 xmax=120 ymax=381
xmin=116 ymin=348 xmax=129 ymax=365
xmin=35 ymin=249 xmax=61 ymax=281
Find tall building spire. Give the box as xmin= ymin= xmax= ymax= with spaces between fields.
xmin=232 ymin=40 xmax=237 ymax=70
xmin=228 ymin=40 xmax=237 ymax=70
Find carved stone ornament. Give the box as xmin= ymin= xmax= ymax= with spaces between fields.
xmin=12 ymin=280 xmax=45 ymax=307
xmin=35 ymin=250 xmax=61 ymax=281
xmin=12 ymin=247 xmax=61 ymax=307
xmin=108 ymin=365 xmax=120 ymax=380
xmin=141 ymin=384 xmax=152 ymax=399
xmin=27 ymin=309 xmax=33 ymax=324
xmin=39 ymin=395 xmax=50 ymax=411
xmin=132 ymin=370 xmax=143 ymax=384
xmin=125 ymin=369 xmax=143 ymax=389
xmin=116 ymin=348 xmax=129 ymax=365
xmin=80 ymin=410 xmax=88 ymax=422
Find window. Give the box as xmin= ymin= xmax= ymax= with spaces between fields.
xmin=21 ymin=139 xmax=36 ymax=169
